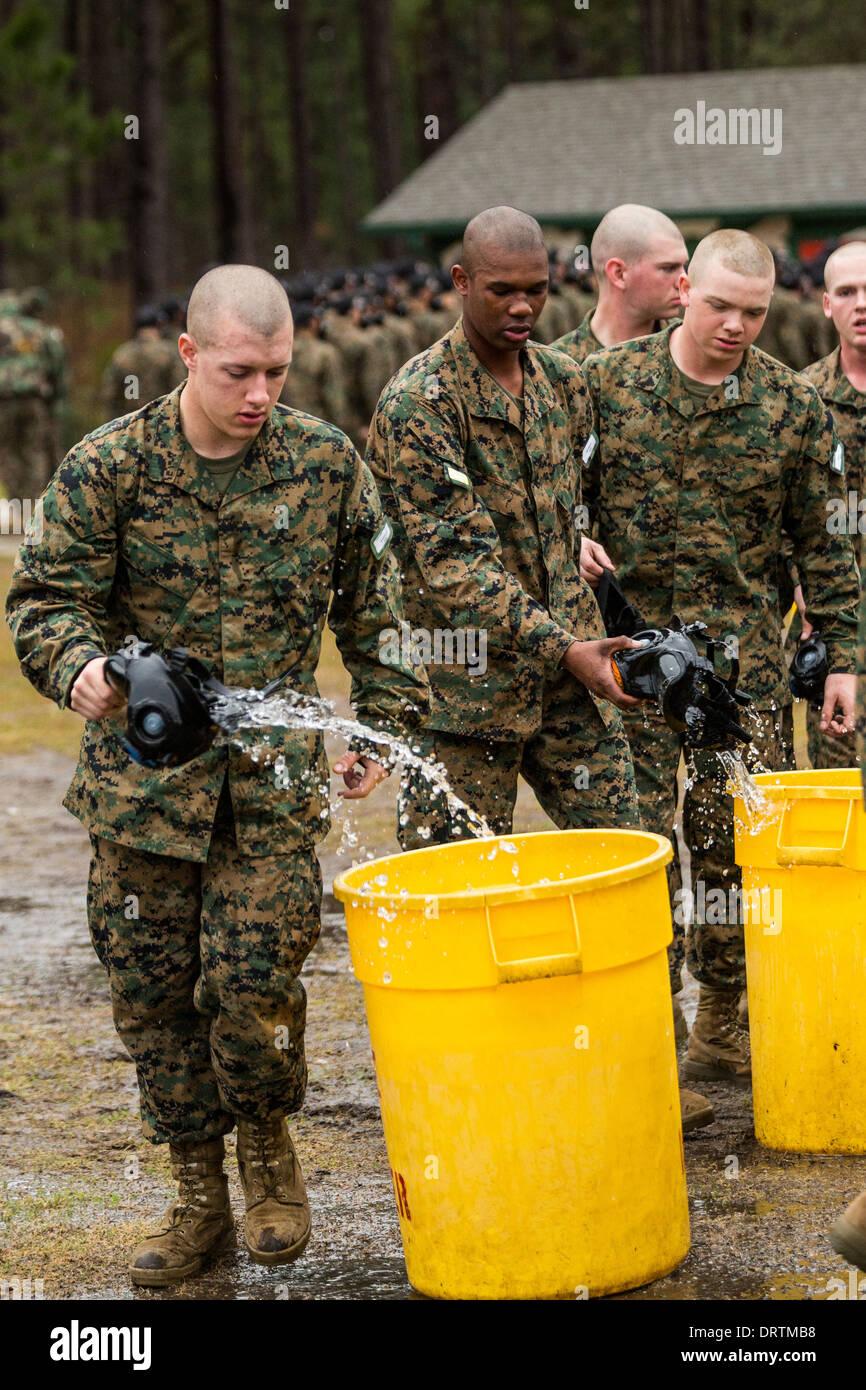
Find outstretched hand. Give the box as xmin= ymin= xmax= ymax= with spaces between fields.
xmin=333 ymin=751 xmax=390 ymax=799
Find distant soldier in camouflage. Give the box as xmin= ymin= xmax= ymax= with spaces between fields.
xmin=796 ymin=242 xmax=866 ymax=770
xmin=100 ymin=304 xmax=187 ymax=422
xmin=581 ymin=230 xmax=860 ymax=1086
xmin=6 ymin=265 xmax=428 ymax=1286
xmin=279 ymin=300 xmax=347 ymax=429
xmin=0 ymin=293 xmax=68 ymax=501
xmin=553 ymin=204 xmax=686 ymax=366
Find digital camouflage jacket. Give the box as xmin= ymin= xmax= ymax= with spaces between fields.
xmin=366 ymin=317 xmax=610 ymax=740
xmin=6 ymin=386 xmax=428 ymax=860
xmin=582 ymin=324 xmax=859 ymax=707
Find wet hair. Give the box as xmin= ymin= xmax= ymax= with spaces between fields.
xmin=823 ymin=241 xmax=866 ymax=291
xmin=459 ymin=206 xmax=547 ymax=276
xmin=590 ymin=204 xmax=685 ymax=278
xmin=689 ymin=230 xmax=775 ymax=286
xmin=186 ymin=264 xmax=291 ymax=347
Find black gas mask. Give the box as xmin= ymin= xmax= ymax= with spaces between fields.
xmin=597 ymin=569 xmax=753 ymax=750
xmin=103 ymin=642 xmax=287 ymax=769
xmin=789 ymin=632 xmax=829 ymax=707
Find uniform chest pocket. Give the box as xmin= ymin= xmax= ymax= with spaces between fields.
xmin=478 ymin=477 xmax=527 ymax=521
xmin=715 ymin=462 xmax=781 ymax=552
xmin=265 ymin=530 xmax=334 ymax=630
xmin=119 ymin=529 xmax=204 ymax=639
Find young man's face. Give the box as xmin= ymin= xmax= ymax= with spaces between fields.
xmin=620 ymin=234 xmax=688 ymax=320
xmin=180 ymin=313 xmax=293 ymax=443
xmin=452 ymin=248 xmax=549 ymax=353
xmin=824 ymin=252 xmax=866 ymax=353
xmin=679 ymin=263 xmax=773 ymax=365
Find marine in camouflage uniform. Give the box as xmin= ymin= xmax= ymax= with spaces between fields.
xmin=101 ymin=316 xmax=186 ymax=422
xmin=6 ymin=383 xmax=428 ymax=1148
xmin=582 ymin=322 xmax=860 ymax=994
xmin=367 ymin=316 xmax=640 ymax=848
xmin=0 ymin=310 xmax=67 ymax=500
xmin=279 ymin=312 xmax=347 ymax=430
xmin=553 ymin=309 xmax=672 ymax=366
xmin=800 ymin=347 xmax=866 ymax=769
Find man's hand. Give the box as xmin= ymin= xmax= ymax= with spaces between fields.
xmin=70 ymin=657 xmax=126 ymax=721
xmin=580 ymin=536 xmax=616 ymax=589
xmin=561 ymin=636 xmax=643 ymax=710
xmin=793 ymin=584 xmax=813 ymax=641
xmin=820 ymin=673 xmax=857 ymax=738
xmin=333 ymin=751 xmax=390 ymax=799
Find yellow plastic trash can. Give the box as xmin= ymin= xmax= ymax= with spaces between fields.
xmin=734 ymin=768 xmax=866 ymax=1153
xmin=334 ymin=828 xmax=690 ymax=1300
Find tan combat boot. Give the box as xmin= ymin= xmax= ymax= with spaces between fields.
xmin=737 ymin=989 xmax=749 ymax=1029
xmin=128 ymin=1137 xmax=234 ymax=1287
xmin=829 ymin=1190 xmax=866 ymax=1273
xmin=236 ymin=1116 xmax=311 ymax=1265
xmin=680 ymin=1088 xmax=714 ymax=1133
xmin=671 ymin=995 xmax=689 ymax=1044
xmin=682 ymin=983 xmax=751 ymax=1087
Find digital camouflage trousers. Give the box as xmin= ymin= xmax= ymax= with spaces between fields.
xmin=625 ymin=705 xmax=795 ymax=992
xmin=397 ymin=680 xmax=641 ymax=850
xmin=86 ymin=781 xmax=322 ymax=1144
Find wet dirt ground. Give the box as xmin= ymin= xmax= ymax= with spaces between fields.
xmin=2 ymin=745 xmax=865 ymax=1304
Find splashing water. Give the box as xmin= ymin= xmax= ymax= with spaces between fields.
xmin=716 ymin=747 xmax=778 ymax=837
xmin=209 ymin=684 xmax=496 ymax=842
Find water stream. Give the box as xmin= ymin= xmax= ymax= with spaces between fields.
xmin=210 ymin=685 xmax=496 ymax=851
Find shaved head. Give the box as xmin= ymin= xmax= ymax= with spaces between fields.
xmin=591 ymin=204 xmax=684 ymax=277
xmin=460 ymin=206 xmax=547 ymax=277
xmin=823 ymin=241 xmax=866 ymax=291
xmin=689 ymin=230 xmax=774 ymax=287
xmin=186 ymin=264 xmax=291 ymax=347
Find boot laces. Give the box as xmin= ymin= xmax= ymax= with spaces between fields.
xmin=248 ymin=1126 xmax=293 ymax=1200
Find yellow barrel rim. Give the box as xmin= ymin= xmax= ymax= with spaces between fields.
xmin=747 ymin=769 xmax=861 ymax=802
xmin=334 ymin=828 xmax=673 ymax=912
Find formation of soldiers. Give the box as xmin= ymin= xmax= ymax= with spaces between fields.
xmin=5 ymin=204 xmax=866 ymax=1290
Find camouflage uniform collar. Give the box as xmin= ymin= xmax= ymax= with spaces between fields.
xmin=813 ymin=347 xmax=866 ymax=405
xmin=447 ymin=316 xmax=559 ymax=425
xmin=146 ymin=385 xmax=276 ymax=504
xmin=632 ymin=321 xmax=767 ymax=415
xmin=575 ymin=309 xmax=602 ymax=352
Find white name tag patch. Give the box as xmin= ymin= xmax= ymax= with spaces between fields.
xmin=371 ymin=520 xmax=392 ymax=558
xmin=582 ymin=431 xmax=598 ymax=464
xmin=445 ymin=464 xmax=471 ymax=490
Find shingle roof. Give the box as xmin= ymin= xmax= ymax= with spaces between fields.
xmin=363 ymin=66 xmax=866 ymax=232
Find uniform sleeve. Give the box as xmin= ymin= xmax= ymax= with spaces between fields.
xmin=329 ymin=441 xmax=430 ymax=751
xmin=366 ymin=391 xmax=577 ymax=675
xmin=784 ymin=394 xmax=859 ymax=673
xmin=5 ymin=440 xmax=117 ymax=707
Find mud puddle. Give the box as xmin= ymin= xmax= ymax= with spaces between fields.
xmin=3 ymin=749 xmax=866 ymax=1302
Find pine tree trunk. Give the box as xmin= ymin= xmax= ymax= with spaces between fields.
xmin=209 ymin=0 xmax=255 ymax=263
xmin=128 ymin=0 xmax=168 ymax=302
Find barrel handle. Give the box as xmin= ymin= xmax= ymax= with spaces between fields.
xmin=775 ymin=799 xmax=854 ymax=866
xmin=485 ymin=896 xmax=582 ymax=984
